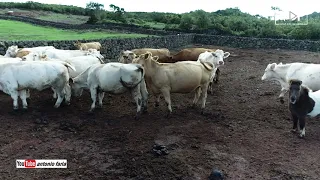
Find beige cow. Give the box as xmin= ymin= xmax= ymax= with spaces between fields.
xmin=131 ymin=48 xmax=171 ymax=63
xmin=74 ymin=41 xmax=102 ymax=51
xmin=132 ymin=52 xmax=213 ymax=116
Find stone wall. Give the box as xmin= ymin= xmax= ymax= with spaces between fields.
xmin=194 ymin=34 xmax=320 ymax=52
xmin=1 ymin=34 xmax=320 ymax=62
xmin=0 ymin=34 xmax=195 ymax=60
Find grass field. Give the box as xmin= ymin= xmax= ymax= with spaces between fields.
xmin=0 ymin=20 xmax=153 ymax=41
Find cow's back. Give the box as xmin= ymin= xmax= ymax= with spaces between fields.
xmin=152 ymin=61 xmax=211 ymax=93
xmin=287 ymin=63 xmax=320 ymax=90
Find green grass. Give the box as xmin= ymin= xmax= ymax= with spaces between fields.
xmin=0 ymin=8 xmax=89 ymax=24
xmin=143 ymin=22 xmax=166 ymax=29
xmin=0 ymin=20 xmax=154 ymax=41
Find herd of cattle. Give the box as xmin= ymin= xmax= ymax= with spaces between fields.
xmin=0 ymin=42 xmax=230 ymax=117
xmin=1 ymin=41 xmax=320 ymax=138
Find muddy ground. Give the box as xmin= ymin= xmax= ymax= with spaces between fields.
xmin=1 ymin=45 xmax=320 ymax=180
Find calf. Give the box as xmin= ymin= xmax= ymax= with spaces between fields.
xmin=261 ymin=62 xmax=320 ymax=103
xmin=288 ymin=79 xmax=320 ymax=138
xmin=70 ymin=63 xmax=148 ymax=119
xmin=0 ymin=61 xmax=75 ymax=110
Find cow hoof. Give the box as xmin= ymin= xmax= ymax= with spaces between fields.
xmin=298 ymin=134 xmax=305 ymax=138
xmin=279 ymin=98 xmax=284 ymax=104
xmin=291 ymin=129 xmax=298 ymax=133
xmin=65 ymin=101 xmax=71 ymax=106
xmin=21 ymin=108 xmax=28 ymax=112
xmin=53 ymin=105 xmax=60 ymax=108
xmin=165 ymin=112 xmax=171 ymax=118
xmin=134 ymin=115 xmax=140 ymax=120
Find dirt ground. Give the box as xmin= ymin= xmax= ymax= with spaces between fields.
xmin=1 ymin=44 xmax=320 ymax=180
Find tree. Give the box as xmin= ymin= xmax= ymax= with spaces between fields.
xmin=193 ymin=10 xmax=210 ymax=30
xmin=86 ymin=2 xmax=104 ymax=10
xmin=179 ymin=14 xmax=193 ymax=30
xmin=109 ymin=4 xmax=126 ymax=23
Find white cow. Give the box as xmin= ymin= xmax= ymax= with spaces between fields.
xmin=4 ymin=45 xmax=55 ymax=57
xmin=0 ymin=61 xmax=75 ymax=110
xmin=70 ymin=63 xmax=148 ymax=119
xmin=197 ymin=49 xmax=230 ymax=94
xmin=21 ymin=52 xmax=104 ymax=100
xmin=21 ymin=52 xmax=104 ymax=78
xmin=38 ymin=48 xmax=104 ymax=60
xmin=261 ymin=62 xmax=320 ymax=103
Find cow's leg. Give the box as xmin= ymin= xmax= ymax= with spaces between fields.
xmin=52 ymin=87 xmax=57 ymax=99
xmin=214 ymin=68 xmax=220 ymax=84
xmin=11 ymin=91 xmax=19 ymax=110
xmin=19 ymin=90 xmax=28 ymax=110
xmin=26 ymin=89 xmax=31 ymax=99
xmin=155 ymin=95 xmax=161 ymax=107
xmin=53 ymin=88 xmax=64 ymax=108
xmin=97 ymin=91 xmax=105 ymax=108
xmin=64 ymin=84 xmax=71 ymax=105
xmin=161 ymin=89 xmax=172 ymax=117
xmin=199 ymin=83 xmax=209 ymax=114
xmin=192 ymin=87 xmax=201 ymax=107
xmin=279 ymin=87 xmax=288 ymax=104
xmin=291 ymin=113 xmax=299 ymax=133
xmin=299 ymin=117 xmax=306 ymax=138
xmin=89 ymin=87 xmax=98 ymax=112
xmin=131 ymin=86 xmax=143 ymax=120
xmin=140 ymin=81 xmax=149 ymax=112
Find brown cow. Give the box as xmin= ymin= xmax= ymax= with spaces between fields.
xmin=131 ymin=48 xmax=171 ymax=63
xmin=133 ymin=52 xmax=213 ymax=116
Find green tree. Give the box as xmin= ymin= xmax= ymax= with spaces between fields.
xmin=86 ymin=2 xmax=104 ymax=10
xmin=179 ymin=14 xmax=193 ymax=30
xmin=193 ymin=10 xmax=210 ymax=29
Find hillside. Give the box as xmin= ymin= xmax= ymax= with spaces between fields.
xmin=0 ymin=19 xmax=151 ymax=41
xmin=0 ymin=2 xmax=320 ymax=40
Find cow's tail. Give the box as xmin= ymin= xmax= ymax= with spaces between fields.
xmin=201 ymin=62 xmax=213 ymax=71
xmin=61 ymin=61 xmax=76 ymax=72
xmin=120 ymin=65 xmax=144 ymax=89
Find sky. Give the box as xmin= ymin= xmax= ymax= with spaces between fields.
xmin=3 ymin=0 xmax=318 ymax=18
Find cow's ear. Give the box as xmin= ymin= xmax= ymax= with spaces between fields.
xmin=144 ymin=53 xmax=150 ymax=59
xmin=224 ymin=52 xmax=230 ymax=58
xmin=120 ymin=50 xmax=124 ymax=55
xmin=153 ymin=56 xmax=159 ymax=61
xmin=270 ymin=63 xmax=276 ymax=70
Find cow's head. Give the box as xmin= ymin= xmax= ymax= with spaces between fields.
xmin=132 ymin=52 xmax=159 ymax=66
xmin=74 ymin=41 xmax=81 ymax=48
xmin=261 ymin=63 xmax=277 ymax=81
xmin=5 ymin=45 xmax=19 ymax=57
xmin=211 ymin=49 xmax=230 ymax=66
xmin=118 ymin=50 xmax=137 ymax=64
xmin=69 ymin=78 xmax=84 ymax=97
